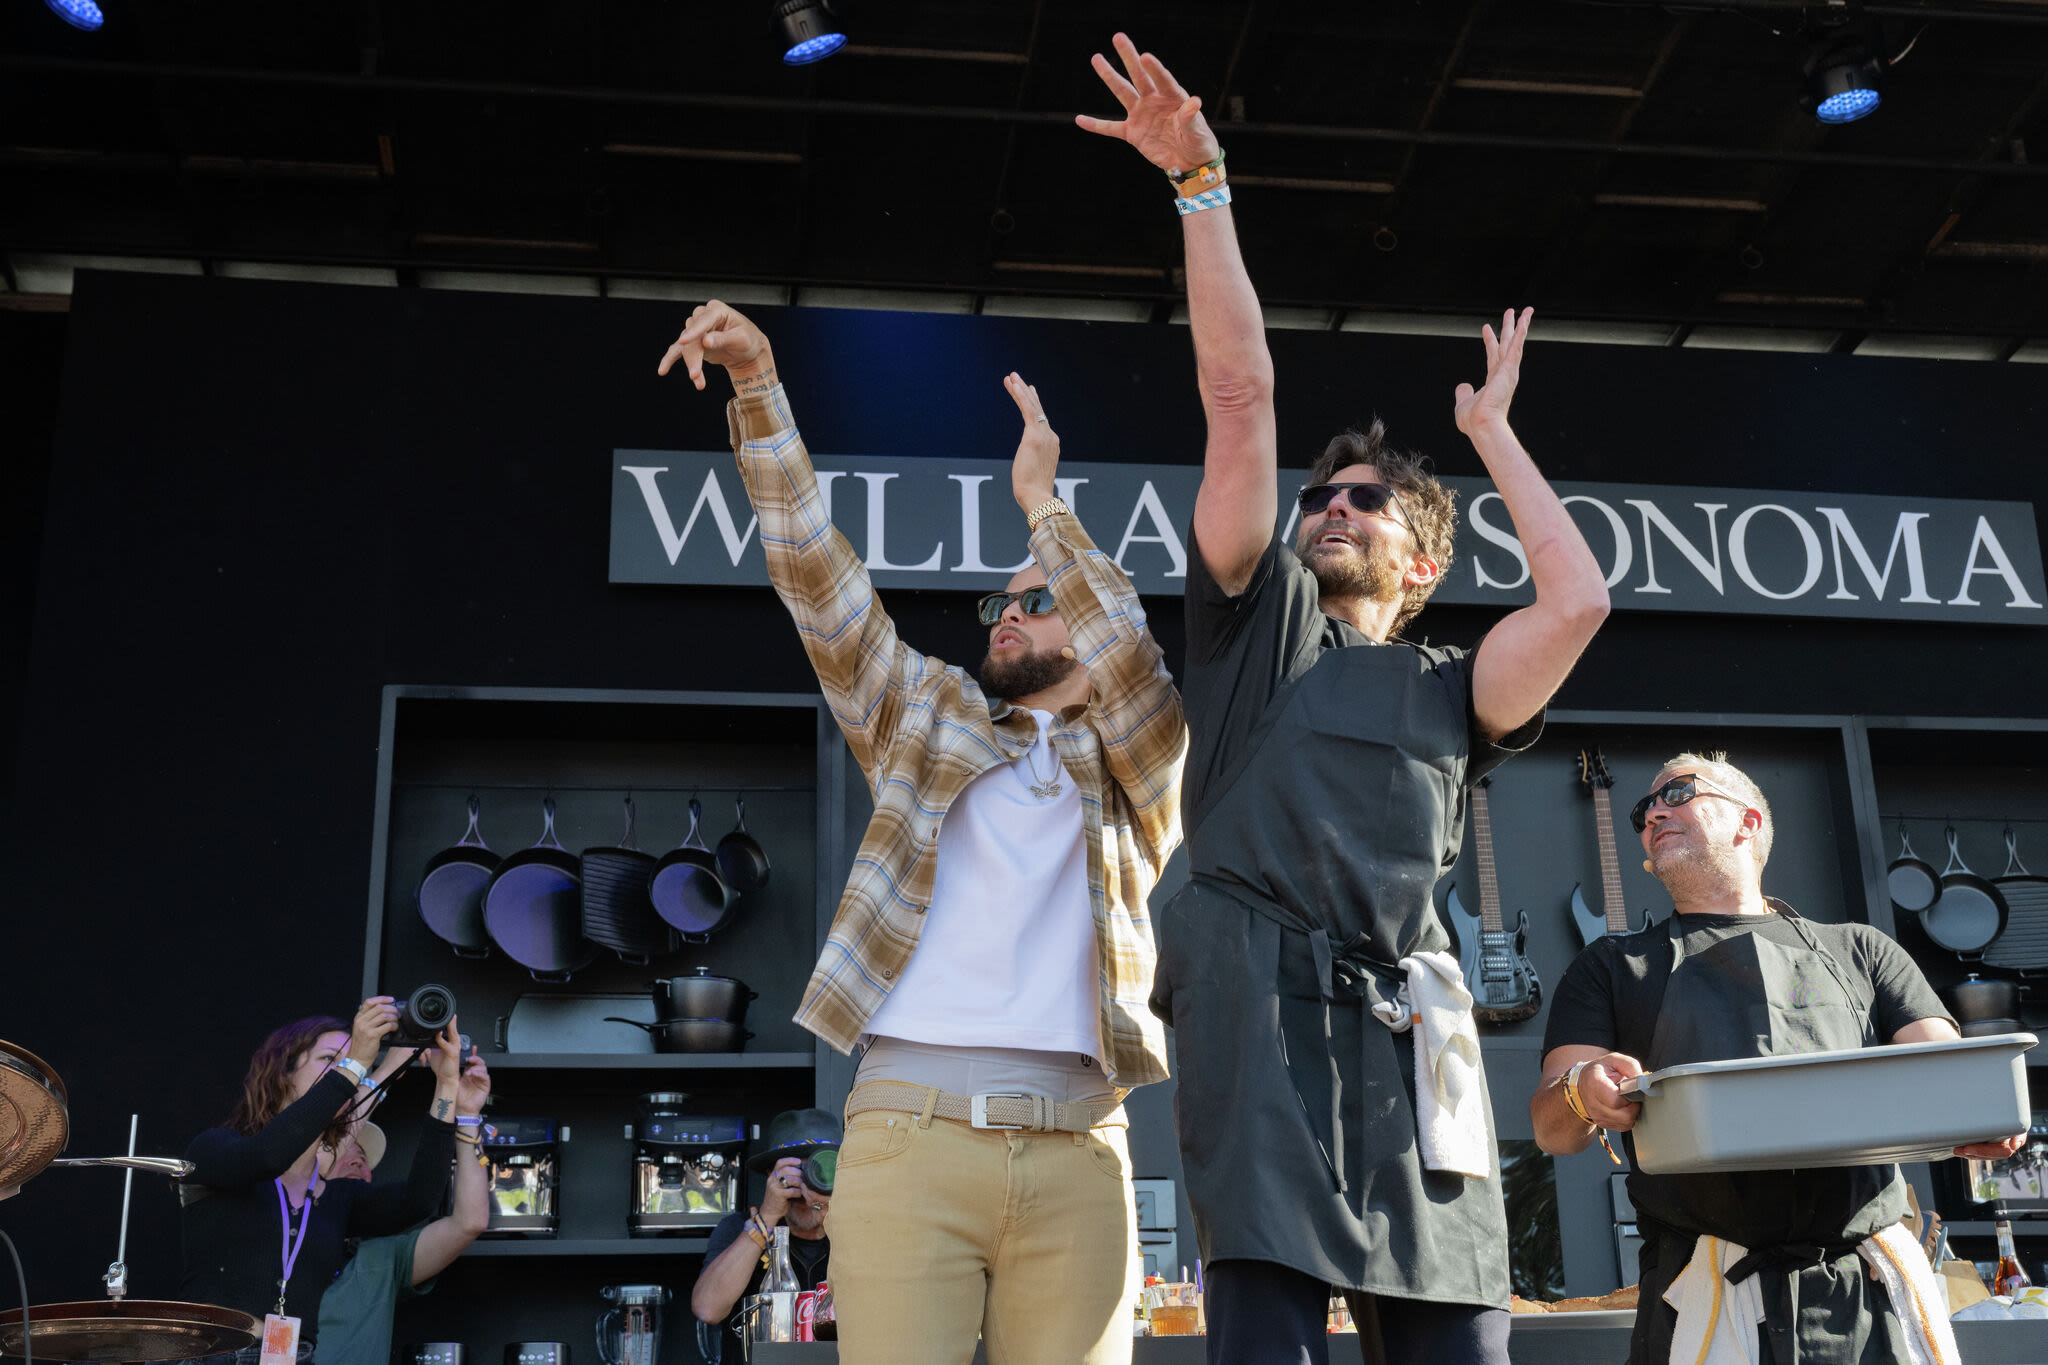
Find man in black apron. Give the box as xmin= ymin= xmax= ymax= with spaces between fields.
xmin=1079 ymin=34 xmax=1614 ymax=1364
xmin=1536 ymin=753 xmax=2027 ymax=1365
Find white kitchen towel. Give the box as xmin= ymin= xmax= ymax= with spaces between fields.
xmin=1664 ymin=1235 xmax=1767 ymax=1365
xmin=1664 ymin=1229 xmax=1958 ymax=1365
xmin=1368 ymin=950 xmax=1489 ymax=1176
xmin=1855 ymin=1224 xmax=1960 ymax=1365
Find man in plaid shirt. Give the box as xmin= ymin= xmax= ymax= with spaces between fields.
xmin=661 ymin=302 xmax=1186 ymax=1365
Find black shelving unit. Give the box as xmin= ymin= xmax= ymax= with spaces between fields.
xmin=360 ymin=685 xmax=850 ymax=1365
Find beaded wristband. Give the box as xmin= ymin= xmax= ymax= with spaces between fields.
xmin=1174 ymin=185 xmax=1232 ymax=217
xmin=1165 ymin=151 xmax=1225 ymax=186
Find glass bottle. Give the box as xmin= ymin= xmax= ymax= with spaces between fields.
xmin=764 ymin=1226 xmax=799 ymax=1296
xmin=1992 ymin=1209 xmax=2032 ymax=1298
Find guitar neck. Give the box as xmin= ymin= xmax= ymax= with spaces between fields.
xmin=1472 ymin=783 xmax=1505 ymax=932
xmin=1589 ymin=786 xmax=1630 ymax=933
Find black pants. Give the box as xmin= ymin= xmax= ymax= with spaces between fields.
xmin=1204 ymin=1259 xmax=1511 ymax=1365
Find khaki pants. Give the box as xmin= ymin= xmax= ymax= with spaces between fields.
xmin=827 ymin=1093 xmax=1138 ymax=1365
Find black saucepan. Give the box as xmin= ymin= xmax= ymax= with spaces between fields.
xmin=484 ymin=797 xmax=599 ymax=982
xmin=602 ymin=1016 xmax=752 ymax=1053
xmin=651 ymin=967 xmax=755 ymax=1023
xmin=715 ymin=797 xmax=771 ymax=894
xmin=649 ymin=799 xmax=737 ymax=940
xmin=1924 ymin=826 xmax=2009 ymax=956
xmin=580 ymin=795 xmax=675 ymax=965
xmin=1948 ymin=973 xmax=2020 ymax=1023
xmin=416 ymin=796 xmax=500 ymax=957
xmin=1888 ymin=824 xmax=1939 ymax=914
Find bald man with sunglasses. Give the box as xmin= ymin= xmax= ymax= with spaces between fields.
xmin=659 ymin=303 xmax=1185 ymax=1365
xmin=1079 ymin=32 xmax=1610 ymax=1365
xmin=1536 ymin=753 xmax=2024 ymax=1365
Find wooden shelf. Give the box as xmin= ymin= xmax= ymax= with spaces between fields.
xmin=484 ymin=1051 xmax=815 ymax=1070
xmin=469 ymin=1236 xmax=711 ymax=1257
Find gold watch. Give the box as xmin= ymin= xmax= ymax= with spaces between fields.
xmin=1025 ymin=497 xmax=1069 ymax=531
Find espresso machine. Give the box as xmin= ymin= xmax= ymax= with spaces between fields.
xmin=482 ymin=1118 xmax=560 ymax=1238
xmin=627 ymin=1093 xmax=745 ymax=1236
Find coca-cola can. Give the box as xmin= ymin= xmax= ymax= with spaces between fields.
xmin=793 ymin=1290 xmax=817 ymax=1342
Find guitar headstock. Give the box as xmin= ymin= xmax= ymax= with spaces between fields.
xmin=1577 ymin=746 xmax=1614 ymax=792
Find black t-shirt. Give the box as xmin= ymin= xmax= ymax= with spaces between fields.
xmin=700 ymin=1212 xmax=830 ymax=1340
xmin=179 ymin=1070 xmax=456 ymax=1345
xmin=1543 ymin=909 xmax=1950 ymax=1246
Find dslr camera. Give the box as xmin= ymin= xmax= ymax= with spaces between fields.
xmin=386 ymin=984 xmax=474 ymax=1062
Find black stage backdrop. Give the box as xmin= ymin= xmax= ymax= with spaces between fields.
xmin=3 ymin=269 xmax=2045 ymax=1301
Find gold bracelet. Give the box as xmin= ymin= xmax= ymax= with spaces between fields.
xmin=1024 ymin=497 xmax=1069 ymax=531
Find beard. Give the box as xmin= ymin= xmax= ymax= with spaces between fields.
xmin=1648 ymin=833 xmax=1747 ymax=901
xmin=977 ymin=643 xmax=1079 ymax=701
xmin=1297 ymin=522 xmax=1402 ymax=603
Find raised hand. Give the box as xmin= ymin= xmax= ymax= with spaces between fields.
xmin=1075 ymin=33 xmax=1220 ymax=174
xmin=345 ymin=996 xmax=399 ymax=1069
xmin=1003 ymin=372 xmax=1059 ymax=513
xmin=454 ymin=1052 xmax=492 ymax=1120
xmin=1454 ymin=308 xmax=1534 ymax=437
xmin=657 ymin=300 xmax=775 ymax=392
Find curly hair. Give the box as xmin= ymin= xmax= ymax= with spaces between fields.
xmin=225 ymin=1015 xmax=351 ymax=1148
xmin=1306 ymin=421 xmax=1459 ymax=638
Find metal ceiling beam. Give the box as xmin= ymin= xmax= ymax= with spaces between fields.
xmin=8 ymin=55 xmax=2046 ymax=178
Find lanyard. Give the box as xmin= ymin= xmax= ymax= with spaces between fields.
xmin=273 ymin=1177 xmax=316 ymax=1315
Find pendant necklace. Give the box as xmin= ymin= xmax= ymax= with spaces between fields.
xmin=1023 ymin=724 xmax=1063 ymax=801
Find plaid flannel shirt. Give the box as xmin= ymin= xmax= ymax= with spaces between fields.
xmin=728 ymin=385 xmax=1185 ymax=1089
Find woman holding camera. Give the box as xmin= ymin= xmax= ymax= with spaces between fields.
xmin=179 ymin=995 xmax=469 ymax=1363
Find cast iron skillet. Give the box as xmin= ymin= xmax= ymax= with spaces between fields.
xmin=1984 ymin=826 xmax=2048 ymax=974
xmin=484 ymin=797 xmax=599 ymax=981
xmin=1922 ymin=826 xmax=2008 ymax=956
xmin=416 ymin=796 xmax=499 ymax=957
xmin=714 ymin=796 xmax=771 ymax=894
xmin=580 ymin=795 xmax=674 ymax=964
xmin=602 ymin=1016 xmax=752 ymax=1053
xmin=649 ymin=799 xmax=737 ymax=940
xmin=1887 ymin=824 xmax=1939 ymax=914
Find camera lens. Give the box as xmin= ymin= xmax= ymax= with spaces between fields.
xmin=395 ymin=984 xmax=457 ymax=1042
xmin=802 ymin=1147 xmax=837 ymax=1195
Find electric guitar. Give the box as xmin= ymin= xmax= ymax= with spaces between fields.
xmin=1571 ymin=747 xmax=1654 ymax=946
xmin=1446 ymin=776 xmax=1543 ymax=1024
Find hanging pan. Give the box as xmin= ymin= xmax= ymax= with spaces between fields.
xmin=416 ymin=796 xmax=500 ymax=958
xmin=650 ymin=799 xmax=737 ymax=942
xmin=580 ymin=796 xmax=676 ymax=965
xmin=715 ymin=796 xmax=771 ymax=894
xmin=1984 ymin=826 xmax=2048 ymax=975
xmin=1887 ymin=824 xmax=1939 ymax=914
xmin=1922 ymin=826 xmax=2009 ymax=957
xmin=484 ymin=797 xmax=599 ymax=982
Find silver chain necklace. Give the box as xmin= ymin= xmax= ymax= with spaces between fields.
xmin=1023 ymin=725 xmax=1063 ymax=800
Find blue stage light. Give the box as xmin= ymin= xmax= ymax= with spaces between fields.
xmin=784 ymin=31 xmax=847 ymax=65
xmin=1816 ymin=87 xmax=1881 ymax=124
xmin=46 ymin=0 xmax=105 ymax=30
xmin=773 ymin=0 xmax=845 ymax=66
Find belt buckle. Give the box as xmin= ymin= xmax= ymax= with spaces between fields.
xmin=969 ymin=1093 xmax=1027 ymax=1131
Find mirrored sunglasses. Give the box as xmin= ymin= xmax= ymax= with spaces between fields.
xmin=976 ymin=585 xmax=1058 ymax=625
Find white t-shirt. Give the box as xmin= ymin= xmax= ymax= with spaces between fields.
xmin=862 ymin=709 xmax=1102 ymax=1062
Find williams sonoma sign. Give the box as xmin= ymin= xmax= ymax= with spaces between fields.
xmin=610 ymin=452 xmax=2044 ymax=626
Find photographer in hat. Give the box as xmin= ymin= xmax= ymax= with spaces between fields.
xmin=691 ymin=1108 xmax=840 ymax=1345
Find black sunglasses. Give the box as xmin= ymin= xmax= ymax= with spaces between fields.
xmin=976 ymin=585 xmax=1058 ymax=625
xmin=1628 ymin=774 xmax=1747 ymax=833
xmin=1297 ymin=481 xmax=1410 ymax=526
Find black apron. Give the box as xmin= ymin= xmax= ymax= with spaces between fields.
xmin=1626 ymin=906 xmax=1914 ymax=1365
